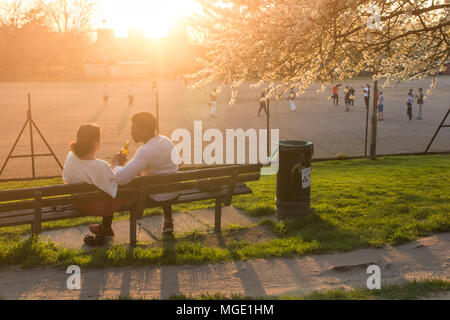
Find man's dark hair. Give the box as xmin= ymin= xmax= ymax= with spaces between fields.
xmin=132 ymin=112 xmax=157 ymax=135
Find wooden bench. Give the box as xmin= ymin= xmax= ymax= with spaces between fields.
xmin=0 ymin=164 xmax=261 ymax=247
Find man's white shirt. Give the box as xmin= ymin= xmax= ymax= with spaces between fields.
xmin=113 ymin=135 xmax=179 ymax=201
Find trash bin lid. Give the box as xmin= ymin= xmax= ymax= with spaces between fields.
xmin=278 ymin=140 xmax=313 ymax=148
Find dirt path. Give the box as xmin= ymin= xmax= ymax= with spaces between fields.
xmin=0 ymin=233 xmax=448 ymax=300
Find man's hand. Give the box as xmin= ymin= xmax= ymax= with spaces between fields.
xmin=112 ymin=153 xmax=127 ymax=167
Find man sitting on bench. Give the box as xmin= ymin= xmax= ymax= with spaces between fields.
xmin=112 ymin=112 xmax=179 ymax=234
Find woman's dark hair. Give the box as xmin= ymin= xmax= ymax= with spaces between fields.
xmin=70 ymin=124 xmax=100 ymax=158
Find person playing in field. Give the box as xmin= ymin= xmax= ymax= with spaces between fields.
xmin=349 ymin=85 xmax=356 ymax=107
xmin=406 ymin=91 xmax=414 ymax=121
xmin=210 ymin=88 xmax=218 ymax=117
xmin=288 ymin=89 xmax=297 ymax=112
xmin=112 ymin=112 xmax=179 ymax=235
xmin=332 ymin=84 xmax=341 ymax=105
xmin=258 ymin=89 xmax=268 ymax=117
xmin=63 ymin=124 xmax=125 ymax=237
xmin=377 ymin=90 xmax=384 ymax=121
xmin=363 ymin=84 xmax=371 ymax=109
xmin=344 ymin=86 xmax=351 ymax=111
xmin=415 ymin=88 xmax=424 ymax=120
xmin=103 ymin=84 xmax=109 ymax=107
xmin=128 ymin=84 xmax=135 ymax=107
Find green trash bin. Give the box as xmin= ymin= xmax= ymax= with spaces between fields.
xmin=276 ymin=140 xmax=314 ymax=218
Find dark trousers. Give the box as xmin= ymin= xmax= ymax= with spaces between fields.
xmin=407 ymin=106 xmax=412 ymax=120
xmin=146 ymin=196 xmax=179 ymax=221
xmin=333 ymin=94 xmax=338 ymax=105
xmin=258 ymin=103 xmax=267 ymax=116
xmin=364 ymin=96 xmax=370 ymax=108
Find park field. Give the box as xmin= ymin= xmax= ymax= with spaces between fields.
xmin=0 ymin=154 xmax=448 ymax=268
xmin=0 ymin=77 xmax=449 ymax=180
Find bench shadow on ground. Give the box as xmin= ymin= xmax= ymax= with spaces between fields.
xmin=152 ymin=207 xmax=373 ymax=298
xmin=2 ymin=221 xmax=447 ymax=299
xmin=160 ymin=234 xmax=180 ymax=298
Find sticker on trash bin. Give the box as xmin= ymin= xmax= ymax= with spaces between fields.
xmin=302 ymin=167 xmax=311 ymax=188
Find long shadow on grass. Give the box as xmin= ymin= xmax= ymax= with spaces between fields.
xmin=264 ymin=209 xmax=371 ymax=254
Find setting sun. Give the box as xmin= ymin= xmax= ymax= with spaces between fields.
xmin=97 ymin=0 xmax=201 ymax=38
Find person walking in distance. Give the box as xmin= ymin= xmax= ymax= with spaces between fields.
xmin=258 ymin=89 xmax=268 ymax=117
xmin=363 ymin=84 xmax=371 ymax=109
xmin=288 ymin=89 xmax=297 ymax=112
xmin=349 ymin=86 xmax=355 ymax=107
xmin=103 ymin=84 xmax=109 ymax=107
xmin=128 ymin=84 xmax=135 ymax=107
xmin=416 ymin=88 xmax=424 ymax=120
xmin=406 ymin=91 xmax=414 ymax=121
xmin=377 ymin=90 xmax=384 ymax=121
xmin=332 ymin=84 xmax=341 ymax=105
xmin=344 ymin=86 xmax=351 ymax=111
xmin=210 ymin=88 xmax=218 ymax=117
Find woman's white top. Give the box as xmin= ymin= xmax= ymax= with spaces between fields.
xmin=63 ymin=151 xmax=118 ymax=198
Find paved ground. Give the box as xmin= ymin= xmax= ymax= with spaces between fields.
xmin=0 ymin=77 xmax=449 ymax=179
xmin=34 ymin=206 xmax=263 ymax=250
xmin=1 ymin=232 xmax=448 ymax=300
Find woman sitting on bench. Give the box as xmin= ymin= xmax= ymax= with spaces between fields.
xmin=63 ymin=124 xmax=124 ymax=237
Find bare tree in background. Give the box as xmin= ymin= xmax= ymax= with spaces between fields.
xmin=0 ymin=0 xmax=95 ymax=78
xmin=42 ymin=0 xmax=96 ymax=74
xmin=0 ymin=0 xmax=34 ymax=76
xmin=0 ymin=0 xmax=25 ymax=30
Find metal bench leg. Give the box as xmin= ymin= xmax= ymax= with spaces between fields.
xmin=162 ymin=203 xmax=172 ymax=221
xmin=137 ymin=206 xmax=144 ymax=220
xmin=215 ymin=198 xmax=222 ymax=233
xmin=32 ymin=190 xmax=42 ymax=236
xmin=130 ymin=206 xmax=137 ymax=247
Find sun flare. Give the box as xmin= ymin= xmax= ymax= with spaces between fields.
xmin=97 ymin=0 xmax=201 ymax=38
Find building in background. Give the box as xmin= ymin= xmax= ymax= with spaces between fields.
xmin=83 ymin=23 xmax=201 ymax=79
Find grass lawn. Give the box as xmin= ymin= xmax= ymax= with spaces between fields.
xmin=0 ymin=155 xmax=449 ymax=268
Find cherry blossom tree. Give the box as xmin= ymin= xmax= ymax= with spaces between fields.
xmin=189 ymin=0 xmax=450 ymax=159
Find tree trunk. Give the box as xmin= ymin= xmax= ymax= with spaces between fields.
xmin=370 ymin=80 xmax=378 ymax=160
